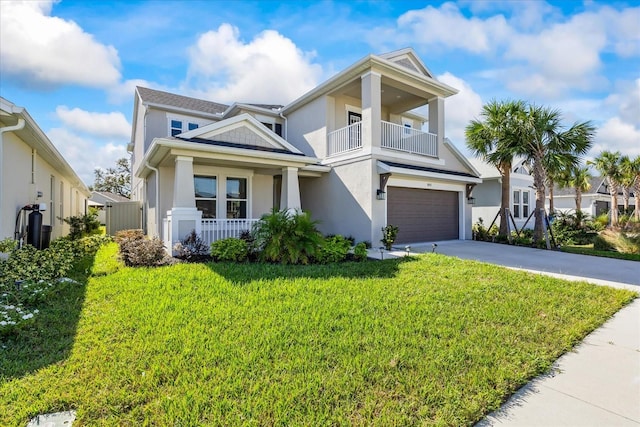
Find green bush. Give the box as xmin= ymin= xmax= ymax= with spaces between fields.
xmin=0 ymin=238 xmax=18 ymax=253
xmin=316 ymin=235 xmax=351 ymax=264
xmin=210 ymin=238 xmax=249 ymax=262
xmin=174 ymin=230 xmax=210 ymax=262
xmin=353 ymin=242 xmax=368 ymax=261
xmin=381 ymin=224 xmax=399 ymax=250
xmin=551 ymin=211 xmax=600 ymax=246
xmin=593 ymin=235 xmax=613 ymax=251
xmin=61 ymin=209 xmax=101 ymax=240
xmin=252 ymin=208 xmax=323 ymax=264
xmin=472 ymin=218 xmax=499 ymax=241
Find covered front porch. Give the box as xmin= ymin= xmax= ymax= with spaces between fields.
xmin=136 ymin=114 xmax=329 ymax=251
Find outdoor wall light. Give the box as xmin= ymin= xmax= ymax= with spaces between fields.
xmin=376 ymin=189 xmax=386 ymax=200
xmin=467 ymin=197 xmax=476 ymax=205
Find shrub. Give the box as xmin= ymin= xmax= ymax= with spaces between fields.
xmin=253 ymin=208 xmax=323 ymax=264
xmin=381 ymin=225 xmax=399 ymax=250
xmin=472 ymin=218 xmax=498 ymax=241
xmin=599 ymin=229 xmax=640 ymax=254
xmin=120 ymin=238 xmax=169 ymax=267
xmin=61 ymin=210 xmax=101 ymax=240
xmin=0 ymin=238 xmax=18 ymax=253
xmin=316 ymin=235 xmax=351 ymax=264
xmin=115 ymin=229 xmax=145 ymax=244
xmin=210 ymin=238 xmax=249 ymax=262
xmin=551 ymin=211 xmax=600 ymax=246
xmin=173 ymin=230 xmax=210 ymax=262
xmin=593 ymin=235 xmax=613 ymax=251
xmin=353 ymin=242 xmax=368 ymax=261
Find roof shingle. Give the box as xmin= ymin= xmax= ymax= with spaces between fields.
xmin=137 ymin=87 xmax=228 ymax=116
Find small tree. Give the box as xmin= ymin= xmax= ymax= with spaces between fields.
xmin=590 ymin=151 xmax=623 ymax=226
xmin=93 ymin=157 xmax=131 ymax=198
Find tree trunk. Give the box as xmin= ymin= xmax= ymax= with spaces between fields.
xmin=635 ymin=182 xmax=640 ymax=221
xmin=499 ymin=163 xmax=511 ymax=236
xmin=608 ymin=178 xmax=619 ymax=226
xmin=532 ymin=155 xmax=546 ymax=243
xmin=575 ymin=189 xmax=582 ymax=212
xmin=548 ymin=181 xmax=555 ymax=214
xmin=622 ymin=186 xmax=630 ymax=214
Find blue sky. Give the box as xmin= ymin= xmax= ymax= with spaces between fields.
xmin=1 ymin=0 xmax=638 ymax=185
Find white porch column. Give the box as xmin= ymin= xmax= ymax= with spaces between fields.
xmin=428 ymin=97 xmax=445 ymax=150
xmin=361 ymin=71 xmax=382 ymax=149
xmin=281 ymin=167 xmax=301 ymax=212
xmin=169 ymin=155 xmax=201 ymax=253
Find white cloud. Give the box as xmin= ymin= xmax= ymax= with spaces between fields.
xmin=396 ymin=2 xmax=511 ymax=54
xmin=604 ymin=79 xmax=640 ymax=127
xmin=591 ymin=117 xmax=640 ymax=158
xmin=437 ymin=72 xmax=484 ymax=147
xmin=0 ymin=0 xmax=121 ymax=88
xmin=56 ymin=106 xmax=131 ymax=140
xmin=48 ymin=128 xmax=127 ymax=185
xmin=185 ymin=24 xmax=323 ymax=104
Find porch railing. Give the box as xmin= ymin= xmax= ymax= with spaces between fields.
xmin=327 ymin=121 xmax=362 ymax=156
xmin=381 ymin=121 xmax=438 ymax=158
xmin=200 ymin=218 xmax=260 ymax=245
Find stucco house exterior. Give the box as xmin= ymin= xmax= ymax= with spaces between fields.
xmin=1 ymin=97 xmax=90 ymax=241
xmin=130 ymin=48 xmax=481 ymax=249
xmin=469 ymin=157 xmax=535 ymax=231
xmin=549 ymin=177 xmax=636 ymax=218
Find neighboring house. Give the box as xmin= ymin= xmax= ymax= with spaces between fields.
xmin=88 ymin=191 xmax=131 ymax=225
xmin=1 ymin=97 xmax=90 ymax=241
xmin=549 ymin=177 xmax=636 ymax=218
xmin=130 ymin=48 xmax=481 ymax=250
xmin=469 ymin=157 xmax=535 ymax=230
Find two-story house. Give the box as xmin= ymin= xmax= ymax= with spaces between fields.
xmin=130 ymin=48 xmax=481 ymax=250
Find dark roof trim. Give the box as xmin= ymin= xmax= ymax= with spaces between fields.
xmin=382 ymin=161 xmax=479 ymax=178
xmin=177 ymin=137 xmax=306 ymax=156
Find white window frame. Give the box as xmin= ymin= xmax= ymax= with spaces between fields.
xmin=512 ymin=190 xmax=521 ymax=218
xmin=522 ymin=190 xmax=530 ymax=219
xmin=59 ymin=182 xmax=64 ymax=224
xmin=194 ymin=175 xmax=217 ymax=219
xmin=50 ymin=176 xmax=55 ymax=226
xmin=226 ymin=177 xmax=249 ymax=219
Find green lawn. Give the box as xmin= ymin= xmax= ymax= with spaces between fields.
xmin=1 ymin=243 xmax=635 ymax=426
xmin=561 ymin=244 xmax=640 ymax=261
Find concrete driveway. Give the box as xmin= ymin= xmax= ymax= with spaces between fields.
xmin=408 ymin=240 xmax=640 ymax=289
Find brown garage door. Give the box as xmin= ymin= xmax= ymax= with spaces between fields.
xmin=387 ymin=187 xmax=459 ymax=243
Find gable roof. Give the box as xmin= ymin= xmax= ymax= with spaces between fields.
xmin=554 ymin=177 xmax=607 ymax=196
xmin=378 ymin=48 xmax=434 ymax=78
xmin=136 ymin=87 xmax=228 ymax=116
xmin=177 ymin=113 xmax=302 ymax=154
xmin=468 ymin=157 xmax=531 ymax=179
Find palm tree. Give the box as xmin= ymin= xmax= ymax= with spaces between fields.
xmin=627 ymin=156 xmax=640 ymax=220
xmin=569 ymin=166 xmax=592 ymax=213
xmin=590 ymin=151 xmax=623 ymax=226
xmin=619 ymin=155 xmax=635 ymax=215
xmin=545 ymin=153 xmax=575 ymax=215
xmin=518 ymin=104 xmax=595 ymax=242
xmin=466 ymin=100 xmax=526 ymax=236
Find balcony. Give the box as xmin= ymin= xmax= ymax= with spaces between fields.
xmin=327 ymin=120 xmax=437 ymax=158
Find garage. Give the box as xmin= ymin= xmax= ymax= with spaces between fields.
xmin=387 ymin=186 xmax=459 ymax=243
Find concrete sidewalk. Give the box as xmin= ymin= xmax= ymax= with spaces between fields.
xmin=370 ymin=241 xmax=640 ymax=426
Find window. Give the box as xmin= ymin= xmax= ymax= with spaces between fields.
xmin=274 ymin=123 xmax=283 ymax=137
xmin=194 ymin=176 xmax=216 ymax=218
xmin=59 ymin=182 xmax=64 ymax=224
xmin=170 ymin=120 xmax=182 ymax=136
xmin=522 ymin=191 xmax=529 ymax=218
xmin=188 ymin=122 xmax=199 ymax=131
xmin=226 ymin=178 xmax=247 ymax=219
xmin=513 ymin=190 xmax=520 ymax=218
xmin=50 ymin=176 xmax=55 ymax=226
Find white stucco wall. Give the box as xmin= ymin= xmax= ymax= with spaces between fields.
xmin=1 ymin=131 xmax=87 ymax=240
xmin=285 ymin=96 xmax=328 ymax=158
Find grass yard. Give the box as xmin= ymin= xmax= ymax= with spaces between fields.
xmin=1 ymin=243 xmax=636 ymax=426
xmin=561 ymin=244 xmax=640 ymax=261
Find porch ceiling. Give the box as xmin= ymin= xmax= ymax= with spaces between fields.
xmin=330 ymin=79 xmax=429 ymax=114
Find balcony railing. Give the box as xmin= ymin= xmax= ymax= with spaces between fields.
xmin=201 ymin=218 xmax=259 ymax=245
xmin=326 ymin=120 xmax=438 ymax=158
xmin=327 ymin=121 xmax=362 ymax=156
xmin=381 ymin=121 xmax=437 ymax=158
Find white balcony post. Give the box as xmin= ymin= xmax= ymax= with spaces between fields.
xmin=281 ymin=166 xmax=301 ymax=212
xmin=361 ymin=71 xmax=381 ymax=149
xmin=169 ymin=155 xmax=201 ymax=252
xmin=428 ymin=97 xmax=445 ymax=151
